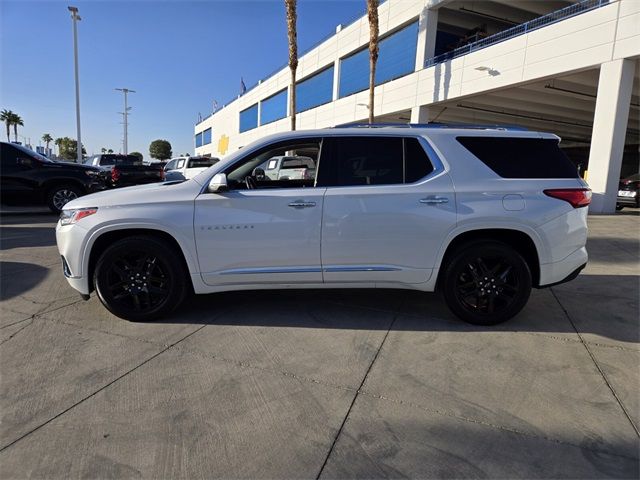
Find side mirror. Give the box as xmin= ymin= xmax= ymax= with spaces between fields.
xmin=208 ymin=173 xmax=228 ymax=193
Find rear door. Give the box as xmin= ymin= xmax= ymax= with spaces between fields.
xmin=319 ymin=135 xmax=456 ymax=284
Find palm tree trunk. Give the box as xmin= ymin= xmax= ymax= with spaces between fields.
xmin=4 ymin=123 xmax=9 ymax=142
xmin=367 ymin=0 xmax=379 ymax=124
xmin=13 ymin=124 xmax=17 ymax=142
xmin=285 ymin=0 xmax=298 ymax=131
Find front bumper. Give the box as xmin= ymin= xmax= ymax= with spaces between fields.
xmin=56 ymin=222 xmax=91 ymax=295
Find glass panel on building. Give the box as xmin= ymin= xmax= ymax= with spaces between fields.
xmin=239 ymin=104 xmax=259 ymax=132
xmin=195 ymin=132 xmax=203 ymax=148
xmin=339 ymin=21 xmax=418 ymax=98
xmin=202 ymin=128 xmax=212 ymax=145
xmin=296 ymin=66 xmax=334 ymax=113
xmin=260 ymin=89 xmax=287 ymax=125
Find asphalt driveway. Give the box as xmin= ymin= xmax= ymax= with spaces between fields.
xmin=0 ymin=211 xmax=638 ymax=478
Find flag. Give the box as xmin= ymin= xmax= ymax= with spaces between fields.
xmin=212 ymin=100 xmax=219 ymax=112
xmin=240 ymin=77 xmax=247 ymax=95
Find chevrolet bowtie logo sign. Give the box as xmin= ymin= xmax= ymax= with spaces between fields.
xmin=218 ymin=134 xmax=229 ymax=155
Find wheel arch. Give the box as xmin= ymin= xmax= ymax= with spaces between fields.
xmin=42 ymin=178 xmax=88 ymax=194
xmin=436 ymin=228 xmax=542 ymax=288
xmin=85 ymin=227 xmax=194 ymax=293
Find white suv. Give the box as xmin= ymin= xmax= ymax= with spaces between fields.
xmin=56 ymin=125 xmax=590 ymax=325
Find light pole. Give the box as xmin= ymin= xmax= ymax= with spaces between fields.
xmin=68 ymin=6 xmax=82 ymax=163
xmin=115 ymin=88 xmax=135 ymax=154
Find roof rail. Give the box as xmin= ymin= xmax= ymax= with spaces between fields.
xmin=333 ymin=122 xmax=529 ymax=131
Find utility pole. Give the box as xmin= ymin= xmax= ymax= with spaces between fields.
xmin=115 ymin=88 xmax=135 ymax=154
xmin=68 ymin=6 xmax=82 ymax=163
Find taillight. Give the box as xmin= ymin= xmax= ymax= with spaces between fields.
xmin=544 ymin=188 xmax=592 ymax=208
xmin=111 ymin=166 xmax=120 ymax=182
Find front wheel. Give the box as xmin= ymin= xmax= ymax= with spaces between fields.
xmin=441 ymin=241 xmax=532 ymax=325
xmin=93 ymin=236 xmax=188 ymax=321
xmin=47 ymin=184 xmax=82 ymax=213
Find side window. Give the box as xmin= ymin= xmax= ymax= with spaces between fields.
xmin=1 ymin=144 xmax=17 ymax=169
xmin=224 ymin=138 xmax=321 ymax=190
xmin=176 ymin=159 xmax=185 ymax=169
xmin=322 ymin=137 xmax=403 ymax=186
xmin=164 ymin=160 xmax=176 ymax=171
xmin=404 ymin=138 xmax=435 ymax=182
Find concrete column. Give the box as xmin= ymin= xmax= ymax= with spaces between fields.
xmin=587 ymin=59 xmax=635 ymax=214
xmin=415 ymin=7 xmax=438 ymax=70
xmin=411 ymin=105 xmax=429 ymax=123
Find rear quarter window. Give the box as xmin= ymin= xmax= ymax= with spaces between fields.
xmin=456 ymin=137 xmax=578 ymax=179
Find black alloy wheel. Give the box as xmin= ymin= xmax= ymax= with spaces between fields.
xmin=94 ymin=236 xmax=188 ymax=321
xmin=442 ymin=241 xmax=532 ymax=325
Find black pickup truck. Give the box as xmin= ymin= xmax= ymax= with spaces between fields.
xmin=1 ymin=141 xmax=106 ymax=213
xmin=84 ymin=154 xmax=164 ymax=188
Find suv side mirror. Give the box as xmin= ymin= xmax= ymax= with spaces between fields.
xmin=208 ymin=173 xmax=228 ymax=193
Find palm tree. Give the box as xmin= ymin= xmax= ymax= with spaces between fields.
xmin=0 ymin=109 xmax=13 ymax=141
xmin=55 ymin=137 xmax=63 ymax=157
xmin=367 ymin=0 xmax=379 ymax=124
xmin=10 ymin=113 xmax=23 ymax=142
xmin=285 ymin=0 xmax=298 ymax=131
xmin=42 ymin=133 xmax=53 ymax=155
xmin=101 ymin=147 xmax=107 ymax=154
xmin=107 ymin=149 xmax=113 ymax=154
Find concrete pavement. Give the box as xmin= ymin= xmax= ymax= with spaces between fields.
xmin=0 ymin=211 xmax=638 ymax=478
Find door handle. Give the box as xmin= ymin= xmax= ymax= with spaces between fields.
xmin=288 ymin=201 xmax=316 ymax=208
xmin=420 ymin=196 xmax=449 ymax=204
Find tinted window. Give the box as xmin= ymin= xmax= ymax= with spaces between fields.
xmin=98 ymin=154 xmax=141 ymax=166
xmin=405 ymin=138 xmax=434 ymax=182
xmin=239 ymin=104 xmax=259 ymax=132
xmin=195 ymin=132 xmax=203 ymax=148
xmin=260 ymin=89 xmax=287 ymax=125
xmin=297 ymin=66 xmax=334 ymax=113
xmin=457 ymin=137 xmax=579 ymax=179
xmin=339 ymin=21 xmax=418 ymax=98
xmin=324 ymin=137 xmax=403 ymax=186
xmin=188 ymin=158 xmax=217 ymax=168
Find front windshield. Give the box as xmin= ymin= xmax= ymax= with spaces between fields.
xmin=13 ymin=143 xmax=53 ymax=163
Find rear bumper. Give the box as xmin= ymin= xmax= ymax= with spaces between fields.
xmin=538 ymin=247 xmax=588 ymax=287
xmin=616 ymin=196 xmax=639 ymax=207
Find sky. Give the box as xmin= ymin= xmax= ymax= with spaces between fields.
xmin=0 ymin=0 xmax=367 ymax=158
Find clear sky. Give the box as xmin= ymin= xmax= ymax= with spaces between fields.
xmin=1 ymin=0 xmax=366 ymax=158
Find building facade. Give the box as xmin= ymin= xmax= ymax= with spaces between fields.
xmin=194 ymin=0 xmax=640 ymax=213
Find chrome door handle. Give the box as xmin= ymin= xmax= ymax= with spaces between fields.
xmin=288 ymin=201 xmax=316 ymax=208
xmin=420 ymin=196 xmax=449 ymax=204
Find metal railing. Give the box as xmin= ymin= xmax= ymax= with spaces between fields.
xmin=424 ymin=0 xmax=609 ymax=68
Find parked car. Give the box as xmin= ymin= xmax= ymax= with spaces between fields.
xmin=56 ymin=124 xmax=590 ymax=324
xmin=257 ymin=155 xmax=316 ymax=181
xmin=164 ymin=156 xmax=220 ymax=181
xmin=1 ymin=141 xmax=105 ymax=213
xmin=84 ymin=154 xmax=164 ymax=188
xmin=616 ymin=173 xmax=640 ymax=210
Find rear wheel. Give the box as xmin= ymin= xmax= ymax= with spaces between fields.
xmin=47 ymin=184 xmax=81 ymax=213
xmin=93 ymin=236 xmax=188 ymax=321
xmin=442 ymin=241 xmax=532 ymax=325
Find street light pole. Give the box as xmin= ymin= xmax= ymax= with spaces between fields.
xmin=115 ymin=88 xmax=135 ymax=154
xmin=68 ymin=6 xmax=82 ymax=163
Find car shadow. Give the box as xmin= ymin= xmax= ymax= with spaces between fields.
xmin=0 ymin=212 xmax=58 ymax=224
xmin=0 ymin=261 xmax=50 ymax=301
xmin=149 ymin=275 xmax=638 ymax=345
xmin=0 ymin=226 xmax=57 ymax=250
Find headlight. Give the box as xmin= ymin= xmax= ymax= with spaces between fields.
xmin=60 ymin=207 xmax=98 ymax=225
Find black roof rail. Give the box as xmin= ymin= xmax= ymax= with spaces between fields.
xmin=333 ymin=122 xmax=529 ymax=131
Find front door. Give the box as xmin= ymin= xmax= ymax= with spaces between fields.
xmin=194 ymin=137 xmax=326 ymax=286
xmin=319 ymin=135 xmax=457 ymax=285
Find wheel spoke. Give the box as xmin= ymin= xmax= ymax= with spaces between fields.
xmin=147 ymin=285 xmax=168 ymax=295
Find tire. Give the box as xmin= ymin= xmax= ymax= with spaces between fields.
xmin=47 ymin=184 xmax=82 ymax=213
xmin=93 ymin=235 xmax=188 ymax=321
xmin=441 ymin=241 xmax=532 ymax=326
